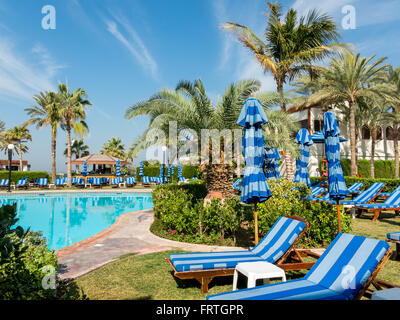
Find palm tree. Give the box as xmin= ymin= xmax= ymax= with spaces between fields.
xmin=359 ymin=100 xmax=386 ymax=178
xmin=222 ymin=2 xmax=343 ymax=179
xmin=25 ymin=91 xmax=61 ymax=182
xmin=223 ymin=2 xmax=341 ymax=112
xmin=3 ymin=125 xmax=32 ymax=171
xmin=101 ymin=137 xmax=126 ymax=159
xmin=64 ymin=139 xmax=90 ymax=173
xmin=384 ymin=66 xmax=400 ymax=178
xmin=58 ymin=83 xmax=92 ymax=186
xmin=308 ymin=53 xmax=391 ymax=176
xmin=125 ymin=78 xmax=298 ymax=196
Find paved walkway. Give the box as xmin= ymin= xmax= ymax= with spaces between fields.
xmin=56 ymin=208 xmax=246 ymax=280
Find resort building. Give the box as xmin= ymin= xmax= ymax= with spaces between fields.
xmin=289 ymin=107 xmax=397 ymax=174
xmin=0 ymin=160 xmax=30 ymax=171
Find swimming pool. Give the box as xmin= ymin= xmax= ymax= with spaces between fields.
xmin=0 ymin=192 xmax=153 ymax=251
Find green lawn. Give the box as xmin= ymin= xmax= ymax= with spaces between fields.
xmin=74 ymin=213 xmax=400 ymax=300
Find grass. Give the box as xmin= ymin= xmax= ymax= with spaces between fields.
xmin=73 ymin=213 xmax=400 ymax=300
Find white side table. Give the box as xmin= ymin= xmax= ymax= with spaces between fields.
xmin=233 ymin=261 xmax=286 ymax=290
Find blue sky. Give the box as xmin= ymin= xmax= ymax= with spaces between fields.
xmin=1 ymin=0 xmax=400 ymax=172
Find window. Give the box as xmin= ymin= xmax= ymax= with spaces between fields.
xmin=386 ymin=127 xmax=396 ymax=140
xmin=314 ymin=119 xmax=323 ymax=132
xmin=298 ymin=119 xmax=308 ymax=129
xmin=362 ymin=126 xmax=370 ymax=140
xmin=363 ymin=126 xmax=383 ymax=140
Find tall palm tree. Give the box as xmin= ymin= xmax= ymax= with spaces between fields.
xmin=223 ymin=2 xmax=341 ymax=112
xmin=359 ymin=100 xmax=385 ymax=178
xmin=101 ymin=137 xmax=126 ymax=159
xmin=125 ymin=78 xmax=298 ymax=195
xmin=58 ymin=83 xmax=92 ymax=186
xmin=25 ymin=91 xmax=61 ymax=182
xmin=309 ymin=53 xmax=391 ymax=176
xmin=3 ymin=125 xmax=32 ymax=171
xmin=222 ymin=2 xmax=343 ymax=179
xmin=64 ymin=139 xmax=90 ymax=173
xmin=384 ymin=66 xmax=400 ymax=178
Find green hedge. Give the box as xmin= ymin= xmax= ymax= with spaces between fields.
xmin=0 ymin=171 xmax=50 ymax=184
xmin=135 ymin=165 xmax=201 ymax=181
xmin=311 ymin=176 xmax=400 ymax=193
xmin=153 ymin=183 xmax=208 ymax=204
xmin=327 ymin=159 xmax=396 ymax=179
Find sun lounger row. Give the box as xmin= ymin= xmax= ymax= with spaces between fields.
xmin=167 ymin=215 xmax=393 ymax=300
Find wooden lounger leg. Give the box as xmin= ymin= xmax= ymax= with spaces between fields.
xmin=372 ymin=210 xmax=380 ymax=222
xmin=196 ymin=276 xmax=213 ymax=294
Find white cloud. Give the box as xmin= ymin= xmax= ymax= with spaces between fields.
xmin=0 ymin=39 xmax=63 ymax=101
xmin=104 ymin=12 xmax=158 ymax=80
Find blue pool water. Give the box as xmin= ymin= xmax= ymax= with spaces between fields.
xmin=0 ymin=193 xmax=153 ymax=251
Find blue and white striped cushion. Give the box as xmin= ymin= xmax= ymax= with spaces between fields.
xmin=305 ymin=233 xmax=389 ymax=299
xmin=170 ymin=217 xmax=306 ymax=272
xmin=142 ymin=176 xmax=150 ymax=184
xmin=356 ymin=186 xmax=400 ymax=210
xmin=207 ymin=279 xmax=347 ymax=300
xmin=208 ymin=233 xmax=389 ymax=300
xmin=348 ymin=183 xmax=363 ymax=193
xmin=311 ymin=187 xmax=325 ymax=197
xmin=326 ymin=183 xmax=385 ymax=205
xmin=387 ymin=232 xmax=400 ymax=241
xmin=0 ymin=179 xmax=8 ymax=186
xmin=16 ymin=179 xmax=27 ymax=186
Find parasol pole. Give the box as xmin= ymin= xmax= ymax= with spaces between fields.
xmin=336 ymin=200 xmax=342 ymax=233
xmin=254 ymin=203 xmax=259 ymax=245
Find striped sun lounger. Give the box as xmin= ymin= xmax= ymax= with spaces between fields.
xmin=207 ymin=233 xmax=392 ymax=300
xmin=125 ymin=177 xmax=136 ymax=187
xmin=167 ymin=216 xmax=316 ymax=293
xmin=325 ymin=182 xmax=386 ymax=208
xmin=38 ymin=178 xmax=48 ymax=188
xmin=348 ymin=183 xmax=364 ymax=197
xmin=307 ymin=186 xmax=327 ymax=201
xmin=110 ymin=178 xmax=120 ymax=188
xmin=387 ymin=232 xmax=400 ymax=261
xmin=0 ymin=179 xmax=9 ymax=188
xmin=233 ymin=179 xmax=242 ymax=191
xmin=76 ymin=178 xmax=86 ymax=188
xmin=91 ymin=177 xmax=102 ymax=188
xmin=354 ymin=185 xmax=400 ymax=222
xmin=309 ymin=183 xmax=364 ymax=203
xmin=142 ymin=176 xmax=151 ymax=187
xmin=54 ymin=178 xmax=65 ymax=187
xmin=15 ymin=178 xmax=28 ymax=189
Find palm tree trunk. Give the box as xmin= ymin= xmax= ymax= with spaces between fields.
xmin=394 ymin=125 xmax=399 ymax=179
xmin=51 ymin=128 xmax=57 ymax=182
xmin=277 ymin=80 xmax=286 ymax=112
xmin=66 ymin=126 xmax=72 ymax=187
xmin=349 ymin=99 xmax=358 ymax=176
xmin=284 ymin=151 xmax=294 ymax=180
xmin=370 ymin=127 xmax=376 ymax=178
xmin=18 ymin=142 xmax=23 ymax=171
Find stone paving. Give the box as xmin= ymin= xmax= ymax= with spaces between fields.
xmin=56 ymin=208 xmax=246 ymax=280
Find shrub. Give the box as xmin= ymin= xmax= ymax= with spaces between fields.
xmin=330 ymin=159 xmax=395 ymax=179
xmin=0 ymin=171 xmax=50 ymax=184
xmin=0 ymin=204 xmax=85 ymax=300
xmin=257 ymin=179 xmax=352 ymax=247
xmin=152 ymin=184 xmax=250 ymax=244
xmin=136 ymin=165 xmax=202 ymax=181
